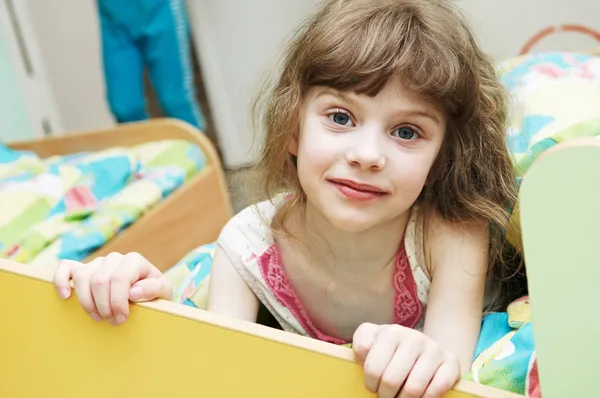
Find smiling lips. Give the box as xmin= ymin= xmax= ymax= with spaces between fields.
xmin=328 ymin=178 xmax=388 ymax=201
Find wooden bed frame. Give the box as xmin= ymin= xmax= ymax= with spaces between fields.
xmin=7 ymin=139 xmax=596 ymax=397
xmin=0 ymin=258 xmax=520 ymax=398
xmin=0 ymin=120 xmax=518 ymax=397
xmin=4 ymin=51 xmax=599 ymax=398
xmin=7 ymin=118 xmax=233 ymax=272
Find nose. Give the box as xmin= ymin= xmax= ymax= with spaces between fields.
xmin=345 ymin=129 xmax=387 ymax=171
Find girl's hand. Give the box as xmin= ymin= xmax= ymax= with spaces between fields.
xmin=53 ymin=252 xmax=173 ymax=326
xmin=353 ymin=323 xmax=461 ymax=398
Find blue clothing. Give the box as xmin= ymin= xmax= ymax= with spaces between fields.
xmin=97 ymin=0 xmax=205 ymax=130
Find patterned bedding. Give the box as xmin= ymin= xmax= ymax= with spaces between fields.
xmin=499 ymin=51 xmax=600 ymax=177
xmin=499 ymin=51 xmax=600 ymax=254
xmin=0 ymin=139 xmax=206 ymax=269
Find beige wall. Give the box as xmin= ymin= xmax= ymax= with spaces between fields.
xmin=187 ymin=0 xmax=322 ymax=168
xmin=26 ymin=0 xmax=113 ymax=134
xmin=23 ymin=0 xmax=600 ymax=166
xmin=189 ymin=0 xmax=600 ymax=168
xmin=457 ymin=0 xmax=600 ymax=58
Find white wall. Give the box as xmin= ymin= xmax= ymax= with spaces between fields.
xmin=25 ymin=0 xmax=114 ymax=134
xmin=457 ymin=0 xmax=600 ymax=59
xmin=187 ymin=0 xmax=321 ymax=168
xmin=189 ymin=0 xmax=600 ymax=169
xmin=22 ymin=0 xmax=600 ymax=167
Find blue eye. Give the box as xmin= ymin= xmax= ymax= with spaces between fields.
xmin=392 ymin=126 xmax=418 ymax=140
xmin=330 ymin=112 xmax=353 ymax=126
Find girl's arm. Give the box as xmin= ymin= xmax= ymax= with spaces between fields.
xmin=423 ymin=215 xmax=489 ymax=373
xmin=207 ymin=247 xmax=260 ymax=323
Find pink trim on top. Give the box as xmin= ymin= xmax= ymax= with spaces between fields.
xmin=393 ymin=246 xmax=423 ymax=328
xmin=256 ymin=243 xmax=423 ymax=345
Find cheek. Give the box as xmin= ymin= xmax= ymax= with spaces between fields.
xmin=390 ymin=153 xmax=437 ymax=191
xmin=297 ymin=141 xmax=335 ymax=194
xmin=296 ymin=128 xmax=326 ymax=191
xmin=297 ymin=121 xmax=339 ymax=172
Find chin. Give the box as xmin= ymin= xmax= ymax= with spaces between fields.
xmin=322 ymin=208 xmax=380 ymax=233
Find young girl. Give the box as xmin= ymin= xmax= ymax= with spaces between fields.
xmin=53 ymin=0 xmax=517 ymax=396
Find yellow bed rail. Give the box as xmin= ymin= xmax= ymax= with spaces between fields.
xmin=0 ymin=260 xmax=518 ymax=398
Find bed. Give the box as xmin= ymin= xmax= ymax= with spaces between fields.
xmin=3 ymin=142 xmax=594 ymax=397
xmin=1 ymin=50 xmax=598 ymax=398
xmin=127 ymin=49 xmax=600 ymax=397
xmin=1 ymin=118 xmax=233 ymax=272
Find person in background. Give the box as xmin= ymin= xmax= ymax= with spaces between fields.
xmin=96 ymin=0 xmax=205 ymax=131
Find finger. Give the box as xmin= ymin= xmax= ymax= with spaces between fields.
xmin=399 ymin=349 xmax=443 ymax=398
xmin=109 ymin=252 xmax=156 ymax=324
xmin=53 ymin=259 xmax=81 ymax=299
xmin=377 ymin=339 xmax=422 ymax=398
xmin=423 ymin=359 xmax=461 ymax=398
xmin=89 ymin=253 xmax=122 ymax=323
xmin=72 ymin=259 xmax=103 ymax=321
xmin=129 ymin=277 xmax=172 ymax=302
xmin=361 ymin=326 xmax=401 ymax=394
xmin=352 ymin=322 xmax=378 ymax=365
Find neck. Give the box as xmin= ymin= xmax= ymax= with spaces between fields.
xmin=285 ymin=201 xmax=410 ymax=276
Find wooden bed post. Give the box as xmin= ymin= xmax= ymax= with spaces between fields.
xmin=520 ymin=143 xmax=600 ymax=397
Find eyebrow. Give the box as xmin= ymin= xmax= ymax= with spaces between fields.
xmin=399 ymin=110 xmax=441 ymax=126
xmin=315 ymin=89 xmax=359 ymax=107
xmin=316 ymin=88 xmax=441 ymax=126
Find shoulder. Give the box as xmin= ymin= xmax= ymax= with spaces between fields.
xmin=216 ymin=198 xmax=280 ymax=262
xmin=219 ymin=198 xmax=280 ymax=239
xmin=425 ymin=210 xmax=489 ymax=242
xmin=423 ymin=210 xmax=489 ymax=278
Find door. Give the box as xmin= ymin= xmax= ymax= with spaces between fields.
xmin=0 ymin=0 xmax=62 ymax=143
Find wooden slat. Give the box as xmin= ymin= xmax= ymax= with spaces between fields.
xmin=9 ymin=118 xmax=215 ymax=159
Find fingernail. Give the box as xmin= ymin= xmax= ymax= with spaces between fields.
xmin=115 ymin=315 xmax=126 ymax=325
xmin=90 ymin=312 xmax=102 ymax=322
xmin=59 ymin=288 xmax=70 ymax=299
xmin=129 ymin=286 xmax=142 ymax=301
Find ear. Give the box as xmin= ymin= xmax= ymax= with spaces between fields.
xmin=425 ymin=167 xmax=438 ymax=185
xmin=288 ymin=136 xmax=298 ymax=156
xmin=424 ymin=155 xmax=446 ymax=188
xmin=426 ymin=139 xmax=448 ymax=185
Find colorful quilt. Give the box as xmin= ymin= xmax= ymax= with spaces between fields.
xmin=500 ymin=52 xmax=600 ymax=254
xmin=499 ymin=51 xmax=600 ymax=177
xmin=465 ymin=297 xmax=540 ymax=397
xmin=0 ymin=139 xmax=206 ymax=270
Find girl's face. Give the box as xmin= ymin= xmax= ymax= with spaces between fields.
xmin=292 ymin=78 xmax=447 ymax=233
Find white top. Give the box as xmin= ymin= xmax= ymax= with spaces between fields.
xmin=216 ymin=197 xmax=432 ymax=344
